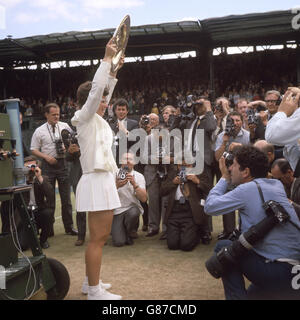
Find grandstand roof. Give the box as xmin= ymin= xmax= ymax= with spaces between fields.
xmin=0 ymin=9 xmax=299 ymax=68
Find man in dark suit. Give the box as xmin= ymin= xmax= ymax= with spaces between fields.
xmin=185 ymin=98 xmax=217 ymax=184
xmin=271 ymin=158 xmax=300 ymax=220
xmin=109 ymin=98 xmax=139 ymax=165
xmin=160 ymin=162 xmax=212 ymax=251
xmin=0 ymin=156 xmax=54 ymax=249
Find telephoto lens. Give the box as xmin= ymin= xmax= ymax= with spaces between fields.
xmin=205 ymin=201 xmax=290 ymax=279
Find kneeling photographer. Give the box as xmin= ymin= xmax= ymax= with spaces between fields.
xmin=204 ymin=146 xmax=300 ymax=300
xmin=0 ymin=156 xmax=54 ymax=249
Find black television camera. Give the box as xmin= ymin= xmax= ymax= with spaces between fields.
xmin=224 ymin=116 xmax=236 ymax=137
xmin=61 ymin=129 xmax=80 ymax=159
xmin=205 ymin=199 xmax=290 ymax=279
xmin=118 ymin=165 xmax=129 ymax=180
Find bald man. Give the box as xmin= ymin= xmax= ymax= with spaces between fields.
xmin=254 ymin=140 xmax=275 ymax=167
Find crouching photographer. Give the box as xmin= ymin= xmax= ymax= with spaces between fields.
xmin=112 ymin=152 xmax=147 ymax=246
xmin=204 ymin=146 xmax=300 ymax=300
xmin=0 ymin=156 xmax=55 ymax=250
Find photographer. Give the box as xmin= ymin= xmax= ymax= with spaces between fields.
xmin=112 ymin=152 xmax=147 ymax=246
xmin=30 ymin=103 xmax=77 ymax=236
xmin=214 ymin=111 xmax=250 ymax=239
xmin=63 ymin=127 xmax=87 ymax=246
xmin=109 ymin=98 xmax=139 ymax=165
xmin=137 ymin=113 xmax=159 ymax=232
xmin=1 ymin=156 xmax=54 ymax=249
xmin=266 ymin=87 xmax=300 ymax=175
xmin=161 ymin=161 xmax=212 ymax=251
xmin=271 ymin=158 xmax=300 ymax=220
xmin=186 ymin=97 xmax=217 ymax=183
xmin=204 ymin=146 xmax=300 ymax=300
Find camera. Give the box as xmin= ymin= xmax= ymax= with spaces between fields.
xmin=247 ymin=109 xmax=259 ymax=126
xmin=61 ymin=129 xmax=78 ymax=149
xmin=140 ymin=115 xmax=150 ymax=127
xmin=54 ymin=139 xmax=65 ymax=158
xmin=118 ymin=165 xmax=129 ymax=180
xmin=178 ymin=166 xmax=187 ymax=184
xmin=223 ymin=152 xmax=234 ymax=168
xmin=61 ymin=129 xmax=80 ymax=159
xmin=224 ymin=116 xmax=236 ymax=137
xmin=214 ymin=101 xmax=223 ymax=113
xmin=205 ymin=200 xmax=290 ymax=279
xmin=157 ymin=164 xmax=167 ymax=180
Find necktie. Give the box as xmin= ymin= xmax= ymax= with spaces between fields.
xmin=191 ymin=117 xmax=200 ymax=153
xmin=52 ymin=124 xmax=56 ymax=134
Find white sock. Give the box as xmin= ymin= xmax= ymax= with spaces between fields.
xmin=88 ymin=284 xmax=100 ymax=296
xmin=84 ymin=276 xmax=88 ymax=284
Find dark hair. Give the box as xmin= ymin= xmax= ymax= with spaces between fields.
xmin=228 ymin=111 xmax=243 ymax=121
xmin=113 ymin=98 xmax=129 ymax=112
xmin=24 ymin=155 xmax=38 ymax=163
xmin=44 ymin=103 xmax=60 ymax=114
xmin=77 ymin=81 xmax=109 ymax=108
xmin=271 ymin=158 xmax=293 ymax=174
xmin=233 ymin=146 xmax=269 ymax=179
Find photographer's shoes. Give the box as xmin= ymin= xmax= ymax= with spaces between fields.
xmin=65 ymin=227 xmax=78 ymax=236
xmin=217 ymin=231 xmax=232 ymax=241
xmin=40 ymin=240 xmax=50 ymax=249
xmin=82 ymin=279 xmax=112 ymax=295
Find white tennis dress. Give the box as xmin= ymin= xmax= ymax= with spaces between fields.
xmin=71 ymin=61 xmax=121 ymax=212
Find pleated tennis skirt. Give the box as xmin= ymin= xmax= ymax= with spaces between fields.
xmin=76 ymin=171 xmax=121 ymax=212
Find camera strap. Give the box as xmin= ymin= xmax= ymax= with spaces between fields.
xmin=253 ymin=180 xmax=265 ymax=203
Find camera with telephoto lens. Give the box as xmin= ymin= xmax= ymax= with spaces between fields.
xmin=118 ymin=165 xmax=129 ymax=180
xmin=223 ymin=152 xmax=234 ymax=168
xmin=224 ymin=116 xmax=236 ymax=137
xmin=178 ymin=166 xmax=188 ymax=184
xmin=247 ymin=109 xmax=259 ymax=126
xmin=205 ymin=199 xmax=290 ymax=279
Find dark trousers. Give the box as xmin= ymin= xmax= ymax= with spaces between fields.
xmin=111 ymin=206 xmax=140 ymax=247
xmin=0 ymin=202 xmax=52 ymax=249
xmin=42 ymin=159 xmax=74 ymax=231
xmin=167 ymin=201 xmax=199 ymax=252
xmin=71 ymin=180 xmax=86 ymax=240
xmin=215 ymin=240 xmax=300 ymax=300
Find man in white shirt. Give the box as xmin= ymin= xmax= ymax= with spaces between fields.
xmin=30 ymin=103 xmax=77 ymax=236
xmin=112 ymin=152 xmax=147 ymax=246
xmin=266 ymin=87 xmax=300 ymax=175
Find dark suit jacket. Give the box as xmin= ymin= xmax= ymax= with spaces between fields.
xmin=186 ymin=111 xmax=217 ymax=166
xmin=23 ymin=176 xmax=55 ymax=211
xmin=160 ymin=165 xmax=212 ymax=225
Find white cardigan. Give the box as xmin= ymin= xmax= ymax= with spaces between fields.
xmin=71 ymin=61 xmax=118 ymax=174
